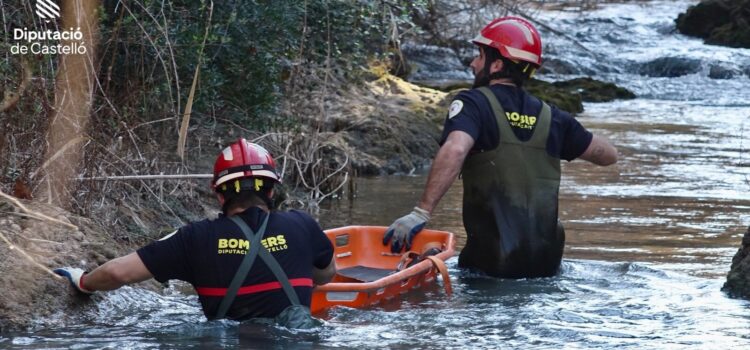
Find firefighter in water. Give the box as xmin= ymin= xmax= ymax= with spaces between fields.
xmin=55 ymin=139 xmax=336 ymax=327
xmin=383 ymin=17 xmax=618 ymax=278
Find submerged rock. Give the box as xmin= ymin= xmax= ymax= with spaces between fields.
xmin=526 ymin=77 xmax=635 ymax=113
xmin=708 ymin=64 xmax=741 ymax=79
xmin=676 ymin=0 xmax=750 ymax=49
xmin=723 ymin=226 xmax=750 ymax=299
xmin=526 ymin=79 xmax=584 ymax=113
xmin=432 ymin=76 xmax=635 ymax=115
xmin=550 ymin=77 xmax=636 ymax=103
xmin=638 ymin=57 xmax=702 ymax=77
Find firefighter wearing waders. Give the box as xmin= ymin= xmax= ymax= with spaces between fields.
xmin=54 ymin=139 xmax=336 ymax=328
xmin=383 ymin=17 xmax=618 ymax=278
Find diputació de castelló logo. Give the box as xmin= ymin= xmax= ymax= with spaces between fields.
xmin=10 ymin=0 xmax=87 ymax=55
xmin=35 ymin=0 xmax=60 ymax=22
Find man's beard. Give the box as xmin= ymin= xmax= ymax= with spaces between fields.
xmin=472 ymin=67 xmax=491 ymax=88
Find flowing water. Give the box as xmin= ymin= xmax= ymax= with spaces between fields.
xmin=3 ymin=0 xmax=750 ymax=348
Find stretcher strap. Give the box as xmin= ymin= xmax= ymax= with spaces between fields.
xmin=425 ymin=256 xmax=452 ymax=296
xmin=396 ymin=251 xmax=421 ymax=271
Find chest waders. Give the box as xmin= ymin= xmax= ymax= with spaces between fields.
xmin=458 ymin=87 xmax=565 ymax=278
xmin=214 ymin=214 xmax=315 ymax=329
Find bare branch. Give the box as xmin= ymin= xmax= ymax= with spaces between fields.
xmin=0 ymin=190 xmax=78 ymax=230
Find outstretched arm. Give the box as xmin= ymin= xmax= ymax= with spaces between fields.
xmin=81 ymin=252 xmax=153 ymax=291
xmin=383 ymin=130 xmax=474 ymax=252
xmin=418 ymin=130 xmax=475 ymax=214
xmin=579 ymin=134 xmax=618 ymax=166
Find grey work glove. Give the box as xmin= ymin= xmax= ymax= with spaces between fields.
xmin=383 ymin=207 xmax=430 ymax=253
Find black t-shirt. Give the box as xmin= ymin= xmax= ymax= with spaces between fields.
xmin=137 ymin=207 xmax=333 ymax=320
xmin=440 ymin=84 xmax=593 ymax=161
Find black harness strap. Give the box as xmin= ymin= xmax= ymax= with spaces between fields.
xmin=230 ymin=215 xmax=301 ymax=306
xmin=215 ymin=213 xmax=301 ymax=320
xmin=214 ymin=213 xmax=269 ymax=320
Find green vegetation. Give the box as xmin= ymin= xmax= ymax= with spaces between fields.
xmin=1 ymin=0 xmax=423 ymax=189
xmin=0 ymin=0 xmax=427 ymax=234
xmin=97 ymin=0 xmax=421 ymax=131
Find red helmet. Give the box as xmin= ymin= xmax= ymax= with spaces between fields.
xmin=212 ymin=139 xmax=280 ymax=190
xmin=471 ymin=16 xmax=543 ymax=66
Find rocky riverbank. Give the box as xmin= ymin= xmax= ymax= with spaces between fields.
xmin=676 ymin=1 xmax=750 ymax=301
xmin=676 ymin=0 xmax=750 ymax=49
xmin=724 ymin=227 xmax=750 ymax=299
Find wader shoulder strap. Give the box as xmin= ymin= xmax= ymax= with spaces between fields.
xmin=527 ymin=101 xmax=552 ymax=149
xmin=230 ymin=215 xmax=302 ymax=307
xmin=478 ymin=86 xmax=519 ymax=144
xmin=478 ymin=87 xmax=553 ymax=148
xmin=214 ymin=214 xmax=269 ymax=320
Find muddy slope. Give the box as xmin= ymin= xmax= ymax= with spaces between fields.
xmin=0 ymin=200 xmax=140 ymax=331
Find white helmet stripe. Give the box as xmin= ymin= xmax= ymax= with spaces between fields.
xmin=504 ymin=46 xmax=540 ymax=64
xmin=471 ymin=34 xmax=493 ymax=46
xmin=472 ymin=33 xmax=540 ymax=64
xmin=215 ymin=170 xmax=280 ymax=187
xmin=222 ymin=147 xmax=233 ymax=161
xmin=215 ymin=172 xmax=245 ymax=186
xmin=250 ymin=170 xmax=280 ymax=181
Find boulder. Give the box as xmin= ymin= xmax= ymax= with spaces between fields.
xmin=675 ymin=0 xmax=732 ymax=38
xmin=526 ymin=77 xmax=636 ymax=114
xmin=551 ymin=77 xmax=636 ymax=102
xmin=638 ymin=57 xmax=702 ymax=77
xmin=676 ymin=0 xmax=750 ymax=48
xmin=723 ymin=226 xmax=750 ymax=299
xmin=526 ymin=79 xmax=583 ymax=114
xmin=708 ymin=64 xmax=740 ymax=79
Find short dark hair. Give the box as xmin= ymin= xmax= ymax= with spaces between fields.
xmin=217 ymin=178 xmax=274 ymax=213
xmin=481 ymin=45 xmax=536 ymax=87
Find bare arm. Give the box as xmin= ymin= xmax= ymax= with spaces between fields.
xmin=418 ymin=131 xmax=475 ymax=214
xmin=83 ymin=252 xmax=153 ymax=291
xmin=579 ymin=134 xmax=618 ymax=166
xmin=312 ymin=255 xmax=336 ymax=286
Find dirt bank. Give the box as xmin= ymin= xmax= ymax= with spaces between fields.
xmin=327 ymin=72 xmax=447 ymax=175
xmin=0 ymin=199 xmax=140 ymax=331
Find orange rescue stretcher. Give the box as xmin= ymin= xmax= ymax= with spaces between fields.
xmin=310 ymin=226 xmax=455 ymax=314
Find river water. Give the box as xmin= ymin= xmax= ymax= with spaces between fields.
xmin=3 ymin=0 xmax=750 ymax=349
